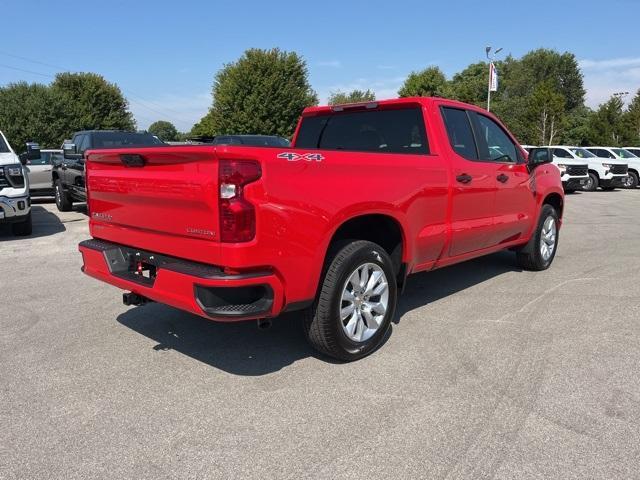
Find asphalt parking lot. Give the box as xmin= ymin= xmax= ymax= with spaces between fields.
xmin=1 ymin=192 xmax=640 ymax=480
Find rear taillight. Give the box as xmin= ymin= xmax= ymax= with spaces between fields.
xmin=218 ymin=160 xmax=261 ymax=242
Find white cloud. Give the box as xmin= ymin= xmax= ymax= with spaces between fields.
xmin=580 ymin=57 xmax=640 ymax=108
xmin=129 ymin=92 xmax=210 ymax=131
xmin=316 ymin=60 xmax=342 ymax=68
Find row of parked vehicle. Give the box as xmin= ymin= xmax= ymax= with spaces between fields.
xmin=521 ymin=145 xmax=640 ymax=192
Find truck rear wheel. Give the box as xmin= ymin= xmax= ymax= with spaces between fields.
xmin=55 ymin=180 xmax=73 ymax=212
xmin=304 ymin=240 xmax=397 ymax=361
xmin=515 ymin=204 xmax=559 ymax=271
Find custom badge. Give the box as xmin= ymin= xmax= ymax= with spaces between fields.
xmin=277 ymin=152 xmax=324 ymax=162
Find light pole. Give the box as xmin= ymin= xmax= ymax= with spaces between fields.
xmin=485 ymin=46 xmax=503 ymax=112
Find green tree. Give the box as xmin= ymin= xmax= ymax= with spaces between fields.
xmin=328 ymin=89 xmax=375 ymax=105
xmin=621 ymin=89 xmax=640 ymax=145
xmin=51 ymin=72 xmax=135 ymax=138
xmin=586 ymin=96 xmax=625 ymax=146
xmin=195 ymin=48 xmax=317 ymax=137
xmin=398 ymin=66 xmax=451 ymax=98
xmin=526 ymin=82 xmax=567 ymax=145
xmin=506 ymin=49 xmax=585 ymax=112
xmin=148 ymin=120 xmax=179 ymax=141
xmin=448 ymin=62 xmax=488 ymax=105
xmin=0 ymin=82 xmax=61 ymax=149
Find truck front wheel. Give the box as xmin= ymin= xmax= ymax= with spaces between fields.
xmin=55 ymin=180 xmax=73 ymax=212
xmin=304 ymin=240 xmax=398 ymax=361
xmin=515 ymin=204 xmax=559 ymax=271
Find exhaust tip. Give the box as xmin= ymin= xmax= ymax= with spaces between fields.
xmin=257 ymin=318 xmax=272 ymax=330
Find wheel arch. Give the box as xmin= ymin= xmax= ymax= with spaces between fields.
xmin=542 ymin=192 xmax=564 ymax=219
xmin=325 ymin=213 xmax=409 ymax=287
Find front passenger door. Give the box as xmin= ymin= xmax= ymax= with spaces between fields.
xmin=471 ymin=112 xmax=535 ymax=246
xmin=441 ymin=107 xmax=499 ymax=257
xmin=68 ymin=134 xmax=87 ymax=199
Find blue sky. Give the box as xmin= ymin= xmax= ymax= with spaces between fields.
xmin=2 ymin=0 xmax=639 ymax=131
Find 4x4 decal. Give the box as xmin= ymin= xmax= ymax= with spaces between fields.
xmin=277 ymin=152 xmax=324 ymax=162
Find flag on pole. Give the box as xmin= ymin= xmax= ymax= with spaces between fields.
xmin=489 ymin=62 xmax=499 ymax=92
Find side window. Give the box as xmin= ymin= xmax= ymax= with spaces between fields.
xmin=296 ymin=107 xmax=429 ymax=155
xmin=76 ymin=135 xmax=89 ymax=155
xmin=26 ymin=152 xmax=50 ymax=166
xmin=441 ymin=107 xmax=478 ymax=160
xmin=553 ymin=148 xmax=572 ymax=158
xmin=473 ymin=113 xmax=518 ymax=163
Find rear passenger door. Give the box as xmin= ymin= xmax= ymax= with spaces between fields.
xmin=471 ymin=112 xmax=534 ymax=246
xmin=441 ymin=107 xmax=499 ymax=257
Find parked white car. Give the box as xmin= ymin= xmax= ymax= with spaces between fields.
xmin=524 ymin=145 xmax=589 ymax=192
xmin=22 ymin=149 xmax=62 ymax=196
xmin=0 ymin=131 xmax=32 ymax=235
xmin=625 ymin=147 xmax=640 ymax=158
xmin=550 ymin=146 xmax=628 ymax=191
xmin=586 ymin=147 xmax=639 ymax=189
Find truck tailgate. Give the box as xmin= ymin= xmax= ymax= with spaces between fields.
xmin=86 ymin=146 xmax=220 ymax=259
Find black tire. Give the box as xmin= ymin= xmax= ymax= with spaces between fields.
xmin=624 ymin=171 xmax=639 ymax=189
xmin=564 ymin=188 xmax=575 ymax=194
xmin=304 ymin=240 xmax=398 ymax=361
xmin=55 ymin=179 xmax=73 ymax=212
xmin=583 ymin=172 xmax=598 ymax=192
xmin=11 ymin=211 xmax=32 ymax=236
xmin=515 ymin=204 xmax=559 ymax=271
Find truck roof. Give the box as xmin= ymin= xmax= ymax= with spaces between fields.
xmin=302 ymin=96 xmax=479 ymax=116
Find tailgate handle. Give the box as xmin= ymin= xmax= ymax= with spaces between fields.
xmin=120 ymin=154 xmax=146 ymax=167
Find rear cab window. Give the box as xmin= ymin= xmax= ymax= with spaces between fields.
xmin=295 ymin=106 xmax=429 ymax=155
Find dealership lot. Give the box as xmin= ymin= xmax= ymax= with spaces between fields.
xmin=1 ymin=193 xmax=640 ymax=479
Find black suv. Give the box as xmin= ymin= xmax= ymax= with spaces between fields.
xmin=54 ymin=130 xmax=164 ymax=212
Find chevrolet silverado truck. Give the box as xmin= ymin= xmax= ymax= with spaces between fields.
xmin=79 ymin=97 xmax=564 ymax=361
xmin=0 ymin=132 xmax=36 ymax=236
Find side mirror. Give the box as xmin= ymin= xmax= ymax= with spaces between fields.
xmin=25 ymin=142 xmax=41 ymax=161
xmin=19 ymin=153 xmax=28 ymax=166
xmin=63 ymin=143 xmax=78 ymax=160
xmin=527 ymin=147 xmax=553 ymax=169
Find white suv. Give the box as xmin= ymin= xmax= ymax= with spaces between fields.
xmin=524 ymin=145 xmax=589 ymax=192
xmin=550 ymin=146 xmax=628 ymax=192
xmin=0 ymin=131 xmax=32 ymax=235
xmin=587 ymin=147 xmax=639 ymax=189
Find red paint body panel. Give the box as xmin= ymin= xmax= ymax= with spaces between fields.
xmin=80 ymin=97 xmax=563 ymax=321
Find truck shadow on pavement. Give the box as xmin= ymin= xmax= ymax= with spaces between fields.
xmin=117 ymin=251 xmax=521 ymax=375
xmin=0 ymin=205 xmax=65 ymax=240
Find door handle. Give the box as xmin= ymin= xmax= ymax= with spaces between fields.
xmin=497 ymin=173 xmax=509 ymax=183
xmin=456 ymin=174 xmax=472 ymax=184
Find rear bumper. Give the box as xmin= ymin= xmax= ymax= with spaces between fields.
xmin=79 ymin=238 xmax=285 ymax=321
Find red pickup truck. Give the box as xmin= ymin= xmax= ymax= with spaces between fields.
xmin=79 ymin=97 xmax=563 ymax=361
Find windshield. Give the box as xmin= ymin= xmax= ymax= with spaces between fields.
xmin=612 ymin=148 xmax=638 ymax=158
xmin=570 ymin=148 xmax=596 ymax=158
xmin=92 ymin=132 xmax=165 ymax=149
xmin=0 ymin=134 xmax=10 ymax=153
